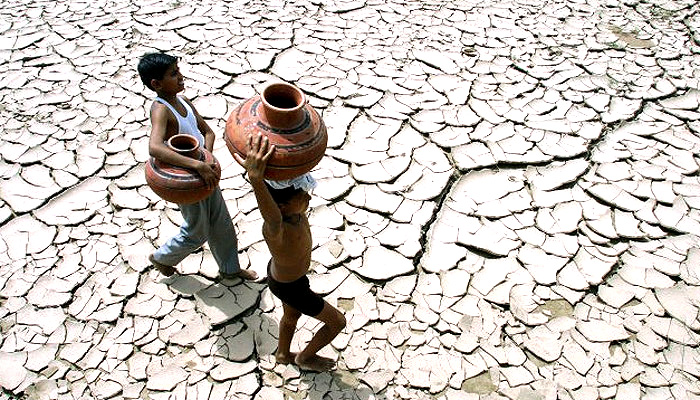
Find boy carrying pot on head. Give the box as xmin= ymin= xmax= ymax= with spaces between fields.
xmin=234 ymin=133 xmax=346 ymax=372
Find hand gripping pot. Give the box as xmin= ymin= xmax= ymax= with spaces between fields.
xmin=144 ymin=134 xmax=220 ymax=204
xmin=225 ymin=82 xmax=328 ymax=180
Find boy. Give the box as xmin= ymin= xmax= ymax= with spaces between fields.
xmin=234 ymin=133 xmax=346 ymax=372
xmin=137 ymin=52 xmax=257 ymax=281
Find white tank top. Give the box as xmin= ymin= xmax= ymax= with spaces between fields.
xmin=155 ymin=96 xmax=205 ymax=146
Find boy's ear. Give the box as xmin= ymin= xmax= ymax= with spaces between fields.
xmin=150 ymin=78 xmax=161 ymax=90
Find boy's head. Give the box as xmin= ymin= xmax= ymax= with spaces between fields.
xmin=265 ymin=182 xmax=311 ymax=215
xmin=137 ymin=52 xmax=179 ymax=91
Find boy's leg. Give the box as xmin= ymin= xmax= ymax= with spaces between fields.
xmin=151 ymin=202 xmax=208 ymax=274
xmin=276 ymin=302 xmax=301 ymax=364
xmin=205 ymin=188 xmax=257 ymax=280
xmin=295 ymin=301 xmax=346 ymax=372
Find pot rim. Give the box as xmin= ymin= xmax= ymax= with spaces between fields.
xmin=260 ymin=82 xmax=306 ymax=112
xmin=167 ymin=134 xmax=200 ymax=153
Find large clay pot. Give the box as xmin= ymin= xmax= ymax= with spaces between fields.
xmin=225 ymin=82 xmax=327 ymax=180
xmin=144 ymin=134 xmax=219 ymax=204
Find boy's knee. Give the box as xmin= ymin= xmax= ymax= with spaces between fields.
xmin=332 ymin=310 xmax=346 ymax=331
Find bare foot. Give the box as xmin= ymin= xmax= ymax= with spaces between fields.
xmin=149 ymin=254 xmax=176 ymax=277
xmin=294 ymin=354 xmax=336 ymax=372
xmin=237 ymin=269 xmax=259 ymax=281
xmin=275 ymin=352 xmax=297 ymax=365
xmin=220 ymin=269 xmax=259 ymax=281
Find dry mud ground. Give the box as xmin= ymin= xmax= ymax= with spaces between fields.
xmin=1 ymin=0 xmax=700 ymax=399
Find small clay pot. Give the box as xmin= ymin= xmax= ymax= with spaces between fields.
xmin=145 ymin=134 xmax=220 ymax=204
xmin=225 ymin=82 xmax=327 ymax=180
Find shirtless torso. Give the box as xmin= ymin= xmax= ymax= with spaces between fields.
xmin=235 ymin=133 xmax=346 ymax=372
xmin=265 ymin=213 xmax=312 ymax=283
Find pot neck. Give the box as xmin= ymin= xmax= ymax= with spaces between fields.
xmin=260 ymin=83 xmax=306 ymax=129
xmin=261 ymin=103 xmax=305 ymax=129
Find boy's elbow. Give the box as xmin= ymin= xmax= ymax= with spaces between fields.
xmin=148 ymin=142 xmax=166 ymax=158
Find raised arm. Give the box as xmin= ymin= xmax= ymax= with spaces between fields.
xmin=233 ymin=134 xmax=283 ymax=237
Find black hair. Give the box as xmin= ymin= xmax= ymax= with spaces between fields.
xmin=265 ymin=182 xmax=305 ymax=205
xmin=137 ymin=52 xmax=178 ymax=91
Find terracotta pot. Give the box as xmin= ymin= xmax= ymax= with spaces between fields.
xmin=225 ymin=82 xmax=327 ymax=180
xmin=144 ymin=134 xmax=219 ymax=204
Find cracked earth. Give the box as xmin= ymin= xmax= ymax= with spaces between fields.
xmin=1 ymin=0 xmax=700 ymax=399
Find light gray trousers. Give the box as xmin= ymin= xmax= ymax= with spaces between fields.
xmin=153 ymin=187 xmax=241 ymax=274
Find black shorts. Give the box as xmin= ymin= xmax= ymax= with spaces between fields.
xmin=267 ymin=262 xmax=324 ymax=317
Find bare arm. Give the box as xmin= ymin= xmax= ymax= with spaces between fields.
xmin=233 ymin=134 xmax=283 ymax=237
xmin=250 ymin=178 xmax=283 ymax=238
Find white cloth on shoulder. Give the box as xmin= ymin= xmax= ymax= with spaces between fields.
xmin=265 ymin=173 xmax=317 ymax=192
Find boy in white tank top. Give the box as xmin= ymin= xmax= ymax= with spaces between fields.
xmin=137 ymin=52 xmax=257 ymax=281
